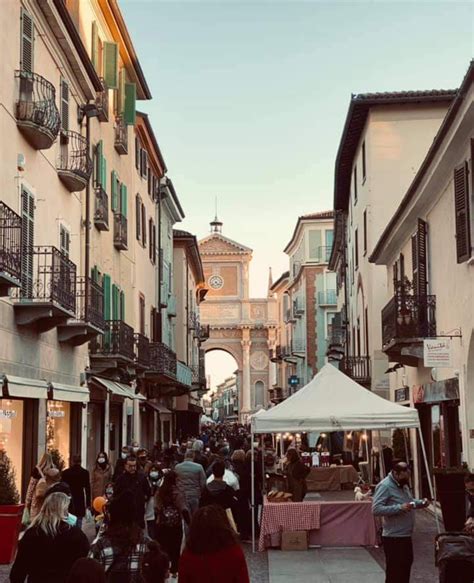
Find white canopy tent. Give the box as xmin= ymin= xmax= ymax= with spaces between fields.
xmin=200 ymin=414 xmax=216 ymax=425
xmin=249 ymin=363 xmax=437 ymax=551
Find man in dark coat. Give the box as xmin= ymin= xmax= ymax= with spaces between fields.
xmin=113 ymin=455 xmax=151 ymax=528
xmin=61 ymin=455 xmax=91 ymax=528
xmin=200 ymin=460 xmax=237 ymax=511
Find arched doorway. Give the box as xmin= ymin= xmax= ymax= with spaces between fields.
xmin=205 ymin=348 xmax=240 ymax=422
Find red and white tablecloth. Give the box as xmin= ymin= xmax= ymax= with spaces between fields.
xmin=258 ymin=499 xmax=321 ymax=551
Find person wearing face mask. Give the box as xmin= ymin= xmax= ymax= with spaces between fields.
xmin=112 ymin=446 xmax=131 ymax=482
xmin=91 ymin=452 xmax=113 ymax=502
xmin=145 ymin=464 xmax=162 ymax=538
xmin=372 ymin=461 xmax=429 ymax=583
xmin=138 ymin=448 xmax=152 ymax=474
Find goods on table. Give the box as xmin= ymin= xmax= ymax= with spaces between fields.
xmin=267 ymin=491 xmax=293 ymax=502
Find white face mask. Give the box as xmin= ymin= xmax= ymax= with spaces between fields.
xmin=121 ymin=452 xmax=128 ymax=459
xmin=149 ymin=472 xmax=159 ymax=480
xmin=132 ymin=447 xmax=139 ymax=453
xmin=97 ymin=457 xmax=106 ymax=464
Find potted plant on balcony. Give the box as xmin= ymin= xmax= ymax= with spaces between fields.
xmin=0 ymin=449 xmax=24 ymax=564
xmin=434 ymin=465 xmax=468 ymax=532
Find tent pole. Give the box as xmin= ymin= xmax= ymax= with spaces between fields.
xmin=251 ymin=427 xmax=256 ymax=552
xmin=261 ymin=435 xmax=266 ymax=495
xmin=403 ymin=429 xmax=410 ymax=464
xmin=363 ymin=430 xmax=370 ymax=481
xmin=417 ymin=426 xmax=440 ymax=533
xmin=378 ymin=430 xmax=386 ymax=480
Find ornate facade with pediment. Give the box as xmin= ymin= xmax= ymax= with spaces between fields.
xmin=199 ymin=218 xmax=277 ymax=421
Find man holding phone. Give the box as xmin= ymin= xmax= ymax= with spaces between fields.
xmin=372 ymin=461 xmax=428 ymax=583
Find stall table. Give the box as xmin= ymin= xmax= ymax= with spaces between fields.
xmin=306 ymin=465 xmax=359 ymax=492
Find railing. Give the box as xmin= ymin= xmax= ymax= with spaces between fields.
xmin=15 ymin=70 xmax=60 ymax=141
xmin=114 ymin=115 xmax=128 ymax=154
xmin=113 ymin=212 xmax=128 ymax=250
xmin=135 ymin=333 xmax=150 ymax=367
xmin=327 ymin=327 xmax=345 ymax=348
xmin=58 ymin=130 xmax=93 ymax=181
xmin=94 ymin=184 xmax=109 ymax=230
xmin=198 ymin=323 xmax=210 ymax=341
xmin=0 ymin=201 xmax=22 ymax=283
xmin=339 ymin=356 xmax=371 ymax=384
xmin=149 ymin=342 xmax=177 ymax=378
xmin=95 ymin=78 xmax=109 ymax=122
xmin=188 ymin=312 xmax=198 ymax=330
xmin=16 ymin=246 xmax=76 ymax=313
xmin=382 ymin=294 xmax=436 ymax=347
xmin=90 ymin=320 xmax=135 ymax=361
xmin=177 ymin=361 xmax=193 ymax=387
xmin=317 ymin=289 xmax=337 ymax=305
xmin=75 ymin=276 xmax=105 ymax=330
xmin=317 ymin=246 xmax=332 ymax=263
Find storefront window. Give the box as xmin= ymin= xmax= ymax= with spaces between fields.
xmin=0 ymin=399 xmax=24 ymax=494
xmin=47 ymin=401 xmax=70 ymax=469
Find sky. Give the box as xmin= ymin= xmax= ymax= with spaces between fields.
xmin=121 ymin=0 xmax=473 ymax=387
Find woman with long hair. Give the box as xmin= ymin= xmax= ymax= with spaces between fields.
xmin=91 ymin=451 xmax=113 ymax=502
xmin=285 ymin=448 xmax=310 ymax=502
xmin=10 ymin=492 xmax=89 ymax=583
xmin=154 ymin=470 xmax=189 ymax=578
xmin=25 ymin=452 xmax=54 ymax=522
xmin=178 ymin=505 xmax=249 ymax=583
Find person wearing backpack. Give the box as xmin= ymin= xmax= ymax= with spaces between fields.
xmin=154 ymin=470 xmax=190 ymax=578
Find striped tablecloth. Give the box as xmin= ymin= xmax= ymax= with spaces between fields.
xmin=258 ymin=499 xmax=321 ymax=551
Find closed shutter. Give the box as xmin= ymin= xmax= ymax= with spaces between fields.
xmin=91 ymin=21 xmax=99 ymax=71
xmin=152 ymin=220 xmax=156 ymax=263
xmin=412 ymin=219 xmax=428 ymax=297
xmin=124 ymin=83 xmax=136 ymax=125
xmin=135 ymin=137 xmax=140 ymax=170
xmin=149 ymin=218 xmax=153 ymax=260
xmin=103 ymin=274 xmax=111 ymax=320
xmin=21 ymin=187 xmax=34 ymax=297
xmin=94 ymin=142 xmax=102 ymax=186
xmin=103 ymin=42 xmax=118 ymax=89
xmin=60 ymin=79 xmax=69 ymax=131
xmin=59 ymin=224 xmax=70 ymax=257
xmin=91 ymin=265 xmax=100 ymax=283
xmin=20 ymin=9 xmax=34 ymax=73
xmin=117 ymin=68 xmax=126 ymax=115
xmin=112 ymin=284 xmax=119 ymax=320
xmin=101 ymin=156 xmax=107 ymax=192
xmin=111 ymin=170 xmax=118 ymax=211
xmin=454 ymin=162 xmax=471 ymax=263
xmin=120 ymin=183 xmax=127 ymax=217
xmin=141 ymin=204 xmax=146 ymax=246
xmin=136 ymin=194 xmax=141 ymax=240
xmin=120 ymin=290 xmax=125 ymax=321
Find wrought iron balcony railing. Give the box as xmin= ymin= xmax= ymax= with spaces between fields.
xmin=75 ymin=276 xmax=105 ymax=331
xmin=382 ymin=294 xmax=436 ymax=347
xmin=177 ymin=361 xmax=193 ymax=388
xmin=149 ymin=342 xmax=177 ymax=378
xmin=15 ymin=70 xmax=60 ymax=149
xmin=317 ymin=289 xmax=337 ymax=305
xmin=94 ymin=184 xmax=109 ymax=231
xmin=135 ymin=333 xmax=150 ymax=368
xmin=197 ymin=323 xmax=210 ymax=341
xmin=317 ymin=246 xmax=332 ymax=263
xmin=114 ymin=115 xmax=128 ymax=155
xmin=339 ymin=356 xmax=371 ymax=385
xmin=15 ymin=246 xmax=76 ymax=313
xmin=113 ymin=212 xmax=128 ymax=251
xmin=95 ymin=78 xmax=109 ymax=122
xmin=90 ymin=319 xmax=135 ymax=361
xmin=270 ymin=345 xmax=282 ymax=362
xmin=0 ymin=201 xmax=22 ymax=289
xmin=57 ymin=130 xmax=93 ymax=192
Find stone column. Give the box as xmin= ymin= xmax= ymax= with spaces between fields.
xmin=240 ymin=330 xmax=252 ymax=419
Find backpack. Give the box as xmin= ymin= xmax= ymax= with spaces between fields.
xmin=159 ymin=504 xmax=181 ymax=527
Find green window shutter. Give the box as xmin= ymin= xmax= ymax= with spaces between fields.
xmin=101 ymin=156 xmax=107 ymax=191
xmin=120 ymin=290 xmax=125 ymax=321
xmin=112 ymin=284 xmax=119 ymax=320
xmin=111 ymin=170 xmax=118 ymax=211
xmin=95 ymin=141 xmax=103 ymax=186
xmin=120 ymin=183 xmax=128 ymax=217
xmin=103 ymin=42 xmax=118 ymax=89
xmin=20 ymin=9 xmax=34 ymax=73
xmin=103 ymin=274 xmax=112 ymax=320
xmin=124 ymin=83 xmax=136 ymax=125
xmin=91 ymin=21 xmax=99 ymax=71
xmin=91 ymin=265 xmax=99 ymax=283
xmin=118 ymin=68 xmax=126 ymax=114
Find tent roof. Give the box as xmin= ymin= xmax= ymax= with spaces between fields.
xmin=252 ymin=364 xmax=419 ymax=433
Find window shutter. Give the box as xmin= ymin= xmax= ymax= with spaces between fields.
xmin=21 ymin=187 xmax=35 ymax=297
xmin=91 ymin=265 xmax=99 ymax=283
xmin=103 ymin=274 xmax=112 ymax=320
xmin=149 ymin=218 xmax=153 ymax=260
xmin=117 ymin=68 xmax=126 ymax=114
xmin=20 ymin=9 xmax=34 ymax=73
xmin=141 ymin=203 xmax=147 ymax=246
xmin=60 ymin=79 xmax=69 ymax=131
xmin=111 ymin=284 xmax=119 ymax=320
xmin=152 ymin=221 xmax=156 ymax=263
xmin=135 ymin=137 xmax=140 ymax=170
xmin=103 ymin=42 xmax=118 ymax=89
xmin=120 ymin=290 xmax=125 ymax=321
xmin=91 ymin=21 xmax=99 ymax=71
xmin=60 ymin=225 xmax=70 ymax=257
xmin=111 ymin=170 xmax=118 ymax=211
xmin=136 ymin=194 xmax=141 ymax=240
xmin=454 ymin=163 xmax=471 ymax=263
xmin=124 ymin=83 xmax=136 ymax=125
xmin=94 ymin=142 xmax=102 ymax=186
xmin=120 ymin=183 xmax=128 ymax=217
xmin=101 ymin=156 xmax=107 ymax=191
xmin=412 ymin=219 xmax=428 ymax=297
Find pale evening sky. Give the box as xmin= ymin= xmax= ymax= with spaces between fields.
xmin=121 ymin=0 xmax=473 ymax=388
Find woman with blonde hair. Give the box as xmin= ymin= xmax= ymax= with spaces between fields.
xmin=24 ymin=452 xmax=54 ymax=522
xmin=10 ymin=492 xmax=89 ymax=583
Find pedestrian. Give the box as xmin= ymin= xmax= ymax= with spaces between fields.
xmin=114 ymin=455 xmax=151 ymax=528
xmin=141 ymin=541 xmax=170 ymax=583
xmin=91 ymin=452 xmax=113 ymax=502
xmin=66 ymin=558 xmax=105 ymax=583
xmin=10 ymin=492 xmax=89 ymax=583
xmin=175 ymin=450 xmax=206 ymax=516
xmin=62 ymin=455 xmax=91 ymax=529
xmin=145 ymin=463 xmax=162 ymax=538
xmin=137 ymin=448 xmax=152 ymax=474
xmin=24 ymin=452 xmax=53 ymax=525
xmin=372 ymin=461 xmax=429 ymax=583
xmin=285 ymin=448 xmax=310 ymax=502
xmin=113 ymin=445 xmax=131 ymax=481
xmin=155 ymin=470 xmax=190 ymax=577
xmin=231 ymin=449 xmax=251 ymax=540
xmin=192 ymin=440 xmax=208 ymax=471
xmin=152 ymin=441 xmax=163 ymax=462
xmin=31 ymin=466 xmax=62 ymax=520
xmin=201 ymin=460 xmax=238 ymax=511
xmin=464 ymin=473 xmax=474 ymax=532
xmin=178 ymin=505 xmax=250 ymax=583
xmin=207 ymin=457 xmax=240 ymax=490
xmin=89 ymin=491 xmax=149 ymax=583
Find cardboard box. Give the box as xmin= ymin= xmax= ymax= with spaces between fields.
xmin=281 ymin=530 xmax=308 ymax=551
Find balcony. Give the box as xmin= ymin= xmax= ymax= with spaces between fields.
xmin=114 ymin=115 xmax=128 ymax=155
xmin=270 ymin=345 xmax=282 ymax=362
xmin=382 ymin=294 xmax=436 ymax=365
xmin=282 ymin=345 xmax=297 ymax=363
xmin=146 ymin=342 xmax=179 ymax=394
xmin=192 ymin=350 xmax=207 ymax=393
xmin=317 ymin=290 xmax=337 ymax=306
xmin=177 ymin=361 xmax=193 ymax=390
xmin=317 ymin=246 xmax=332 ymax=263
xmin=15 ymin=71 xmax=60 ymax=150
xmin=268 ymin=387 xmax=284 ymax=404
xmin=339 ymin=356 xmax=371 ymax=387
xmin=95 ymin=79 xmax=109 ymax=122
xmin=113 ymin=212 xmax=128 ymax=251
xmin=89 ymin=320 xmax=135 ymax=371
xmin=292 ymin=338 xmax=306 ymax=355
xmin=0 ymin=201 xmax=22 ymax=296
xmin=135 ymin=333 xmax=150 ymax=370
xmin=94 ymin=185 xmax=109 ymax=231
xmin=58 ymin=277 xmax=105 ymax=345
xmin=13 ymin=246 xmax=76 ymax=332
xmin=197 ymin=323 xmax=210 ymax=342
xmin=57 ymin=130 xmax=92 ymax=192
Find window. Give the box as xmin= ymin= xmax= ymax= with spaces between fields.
xmin=355 ymin=229 xmax=359 ymax=269
xmin=94 ymin=141 xmax=106 ymax=189
xmin=362 ymin=141 xmax=366 ymax=182
xmin=411 ymin=219 xmax=428 ymax=296
xmin=147 ymin=169 xmax=152 ymax=197
xmin=140 ymin=149 xmax=148 ymax=179
xmin=308 ymin=230 xmax=322 ymax=260
xmin=149 ymin=218 xmax=156 ymax=263
xmin=254 ymin=381 xmax=265 ymax=408
xmin=453 ymin=160 xmax=472 ymax=263
xmin=353 ymin=165 xmax=358 ymax=204
xmin=102 ymin=274 xmax=111 ymax=320
xmin=363 ymin=209 xmax=367 ymax=255
xmin=141 ymin=204 xmax=146 ymax=246
xmin=111 ymin=171 xmax=119 ymax=211
xmin=21 ymin=187 xmax=34 ymax=297
xmin=20 ymin=9 xmax=34 ymax=72
xmin=60 ymin=78 xmax=69 ymax=132
xmin=139 ymin=294 xmax=145 ymax=335
xmin=135 ymin=194 xmax=141 ymax=241
xmin=59 ymin=224 xmax=70 ymax=257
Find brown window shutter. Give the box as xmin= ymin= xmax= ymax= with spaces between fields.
xmin=135 ymin=194 xmax=141 ymax=240
xmin=454 ymin=162 xmax=471 ymax=263
xmin=411 ymin=219 xmax=428 ymax=297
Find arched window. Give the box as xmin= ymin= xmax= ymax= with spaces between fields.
xmin=254 ymin=381 xmax=265 ymax=408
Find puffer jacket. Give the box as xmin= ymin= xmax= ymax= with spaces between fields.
xmin=175 ymin=461 xmax=206 ymax=502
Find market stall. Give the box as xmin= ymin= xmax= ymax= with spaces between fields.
xmin=306 ymin=464 xmax=359 ymax=492
xmin=250 ymin=363 xmax=435 ymax=552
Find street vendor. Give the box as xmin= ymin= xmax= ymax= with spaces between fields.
xmin=284 ymin=449 xmax=310 ymax=502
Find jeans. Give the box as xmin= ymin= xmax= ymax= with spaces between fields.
xmin=382 ymin=536 xmax=413 ymax=583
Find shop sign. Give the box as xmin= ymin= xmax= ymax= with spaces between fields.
xmin=395 ymin=386 xmax=409 ymax=402
xmin=414 ymin=377 xmax=459 ymax=404
xmin=288 ymin=375 xmax=299 ymax=387
xmin=0 ymin=409 xmax=17 ymax=419
xmin=48 ymin=410 xmax=65 ymax=418
xmin=423 ymin=338 xmax=452 ymax=368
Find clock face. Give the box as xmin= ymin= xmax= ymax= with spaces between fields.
xmin=209 ymin=275 xmax=224 ymax=290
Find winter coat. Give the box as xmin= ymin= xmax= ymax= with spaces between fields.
xmin=286 ymin=460 xmax=310 ymax=502
xmin=114 ymin=471 xmax=151 ymax=527
xmin=175 ymin=461 xmax=206 ymax=502
xmin=232 ymin=460 xmax=251 ymax=499
xmin=61 ymin=465 xmax=91 ymax=518
xmin=91 ymin=464 xmax=113 ymax=500
xmin=30 ymin=477 xmax=57 ymax=520
xmin=10 ymin=523 xmax=89 ymax=583
xmin=200 ymin=480 xmax=238 ymax=511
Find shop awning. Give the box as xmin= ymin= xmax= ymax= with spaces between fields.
xmin=50 ymin=382 xmax=89 ymax=403
xmin=92 ymin=377 xmax=146 ymax=400
xmin=2 ymin=375 xmax=49 ymax=399
xmin=146 ymin=401 xmax=172 ymax=415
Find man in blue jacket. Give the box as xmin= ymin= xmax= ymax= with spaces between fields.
xmin=372 ymin=461 xmax=428 ymax=583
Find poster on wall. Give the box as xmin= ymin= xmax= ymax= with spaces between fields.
xmin=423 ymin=338 xmax=452 ymax=368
